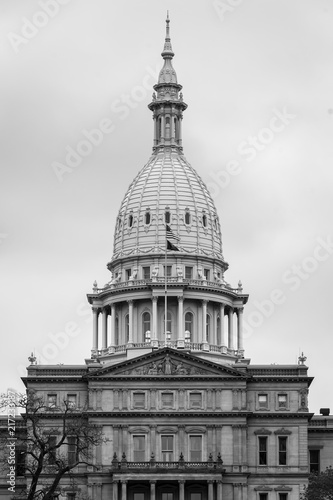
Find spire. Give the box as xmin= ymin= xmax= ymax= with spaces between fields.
xmin=148 ymin=15 xmax=187 ymax=153
xmin=162 ymin=11 xmax=174 ymax=59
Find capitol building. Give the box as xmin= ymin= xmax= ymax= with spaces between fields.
xmin=2 ymin=15 xmax=333 ymax=500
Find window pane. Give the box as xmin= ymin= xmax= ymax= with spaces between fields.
xmin=185 ymin=267 xmax=193 ymax=279
xmin=309 ymin=449 xmax=320 ymax=472
xmin=48 ymin=394 xmax=57 ymax=408
xmin=68 ymin=436 xmax=76 ymax=465
xmin=279 ymin=437 xmax=287 ymax=465
xmin=259 ymin=495 xmax=268 ymax=500
xmin=258 ymin=394 xmax=268 ymax=407
xmin=278 ymin=394 xmax=287 ymax=407
xmin=161 ymin=393 xmax=174 ymax=407
xmin=279 ymin=494 xmax=288 ymax=500
xmin=67 ymin=394 xmax=77 ymax=408
xmin=48 ymin=436 xmax=57 ymax=465
xmin=161 ymin=435 xmax=174 ymax=462
xmin=134 ymin=495 xmax=144 ymax=500
xmin=133 ymin=436 xmax=145 ymax=461
xmin=190 ymin=393 xmax=202 ymax=408
xmin=190 ymin=495 xmax=201 ymax=500
xmin=190 ymin=436 xmax=202 ymax=461
xmin=133 ymin=393 xmax=145 ymax=408
xmin=143 ymin=267 xmax=150 ymax=279
xmin=258 ymin=437 xmax=267 ymax=465
xmin=162 ymin=494 xmax=173 ymax=500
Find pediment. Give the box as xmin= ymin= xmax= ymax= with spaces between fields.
xmin=87 ymin=347 xmax=248 ymax=378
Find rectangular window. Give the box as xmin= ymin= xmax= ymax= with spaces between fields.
xmin=134 ymin=495 xmax=145 ymax=500
xmin=133 ymin=392 xmax=145 ymax=409
xmin=161 ymin=435 xmax=174 ymax=462
xmin=48 ymin=436 xmax=57 ymax=465
xmin=278 ymin=436 xmax=287 ymax=465
xmin=47 ymin=394 xmax=57 ymax=408
xmin=278 ymin=394 xmax=287 ymax=409
xmin=185 ymin=266 xmax=193 ymax=279
xmin=166 ymin=265 xmax=172 ymax=277
xmin=259 ymin=495 xmax=268 ymax=500
xmin=126 ymin=268 xmax=132 ymax=280
xmin=279 ymin=494 xmax=288 ymax=500
xmin=189 ymin=392 xmax=202 ymax=408
xmin=189 ymin=435 xmax=202 ymax=461
xmin=258 ymin=436 xmax=267 ymax=465
xmin=16 ymin=449 xmax=25 ymax=476
xmin=67 ymin=436 xmax=77 ymax=465
xmin=309 ymin=449 xmax=320 ymax=472
xmin=190 ymin=495 xmax=201 ymax=500
xmin=133 ymin=435 xmax=145 ymax=461
xmin=143 ymin=266 xmax=150 ymax=279
xmin=67 ymin=394 xmax=77 ymax=409
xmin=204 ymin=269 xmax=210 ymax=281
xmin=67 ymin=494 xmax=76 ymax=500
xmin=162 ymin=494 xmax=173 ymax=500
xmin=161 ymin=392 xmax=174 ymax=408
xmin=258 ymin=394 xmax=268 ymax=409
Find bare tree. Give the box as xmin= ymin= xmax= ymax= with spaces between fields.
xmin=1 ymin=390 xmax=105 ymax=500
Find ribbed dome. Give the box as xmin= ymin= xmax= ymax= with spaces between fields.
xmin=112 ymin=149 xmax=223 ymax=262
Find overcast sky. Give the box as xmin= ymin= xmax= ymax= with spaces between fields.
xmin=1 ymin=0 xmax=333 ymax=414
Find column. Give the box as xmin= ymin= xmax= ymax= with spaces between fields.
xmin=237 ymin=307 xmax=244 ymax=353
xmin=201 ymin=300 xmax=208 ymax=344
xmin=161 ymin=114 xmax=165 ymax=141
xmin=112 ymin=481 xmax=118 ymax=500
xmin=220 ymin=304 xmax=226 ymax=347
xmin=102 ymin=308 xmax=108 ymax=349
xmin=111 ymin=303 xmax=116 ymax=347
xmin=213 ymin=308 xmax=218 ymax=345
xmin=178 ymin=480 xmax=185 ymax=500
xmin=152 ymin=296 xmax=158 ymax=346
xmin=150 ymin=481 xmax=156 ymax=500
xmin=228 ymin=307 xmax=234 ymax=350
xmin=92 ymin=307 xmax=99 ymax=351
xmin=121 ymin=480 xmax=127 ymax=500
xmin=153 ymin=116 xmax=157 ymax=145
xmin=208 ymin=480 xmax=214 ymax=500
xmin=177 ymin=296 xmax=184 ymax=347
xmin=128 ymin=300 xmax=133 ymax=344
xmin=216 ymin=480 xmax=222 ymax=500
xmin=178 ymin=115 xmax=183 ymax=146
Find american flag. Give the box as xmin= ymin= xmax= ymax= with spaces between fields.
xmin=166 ymin=224 xmax=180 ymax=241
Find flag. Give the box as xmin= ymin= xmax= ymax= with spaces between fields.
xmin=167 ymin=240 xmax=179 ymax=251
xmin=166 ymin=224 xmax=180 ymax=251
xmin=166 ymin=224 xmax=180 ymax=241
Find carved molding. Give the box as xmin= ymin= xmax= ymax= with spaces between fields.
xmin=254 ymin=428 xmax=272 ymax=435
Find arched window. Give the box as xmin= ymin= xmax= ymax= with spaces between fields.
xmin=174 ymin=117 xmax=177 ymax=140
xmin=202 ymin=213 xmax=207 ymax=227
xmin=165 ymin=209 xmax=171 ymax=224
xmin=185 ymin=209 xmax=191 ymax=225
xmin=142 ymin=312 xmax=151 ymax=341
xmin=185 ymin=312 xmax=193 ymax=341
xmin=216 ymin=316 xmax=221 ymax=345
xmin=128 ymin=214 xmax=133 ymax=227
xmin=158 ymin=117 xmax=162 ymax=140
xmin=145 ymin=209 xmax=151 ymax=225
xmin=125 ymin=314 xmax=129 ymax=343
xmin=206 ymin=314 xmax=210 ymax=342
xmin=163 ymin=311 xmax=172 ymax=337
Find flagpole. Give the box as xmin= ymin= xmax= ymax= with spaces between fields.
xmin=164 ymin=225 xmax=167 ymax=347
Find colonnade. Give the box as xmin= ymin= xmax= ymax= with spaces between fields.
xmin=112 ymin=479 xmax=223 ymax=500
xmin=92 ymin=298 xmax=244 ymax=354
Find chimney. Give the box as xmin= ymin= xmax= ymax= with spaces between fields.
xmin=320 ymin=408 xmax=330 ymax=416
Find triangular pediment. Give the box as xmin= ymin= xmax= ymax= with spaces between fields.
xmin=87 ymin=348 xmax=248 ymax=378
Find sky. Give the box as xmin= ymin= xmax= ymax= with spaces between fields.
xmin=1 ymin=0 xmax=333 ymax=414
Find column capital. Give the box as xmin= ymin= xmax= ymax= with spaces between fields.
xmin=150 ymin=480 xmax=157 ymax=484
xmin=237 ymin=306 xmax=244 ymax=315
xmin=178 ymin=480 xmax=186 ymax=485
xmin=121 ymin=480 xmax=128 ymax=484
xmin=202 ymin=299 xmax=208 ymax=305
xmin=127 ymin=299 xmax=134 ymax=305
xmin=152 ymin=296 xmax=158 ymax=303
xmin=177 ymin=295 xmax=184 ymax=302
xmin=92 ymin=306 xmax=100 ymax=313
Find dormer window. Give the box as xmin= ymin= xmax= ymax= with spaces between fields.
xmin=165 ymin=209 xmax=171 ymax=224
xmin=202 ymin=212 xmax=207 ymax=227
xmin=145 ymin=209 xmax=151 ymax=225
xmin=185 ymin=209 xmax=191 ymax=225
xmin=128 ymin=213 xmax=133 ymax=227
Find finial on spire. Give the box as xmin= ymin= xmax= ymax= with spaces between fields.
xmin=162 ymin=11 xmax=174 ymax=59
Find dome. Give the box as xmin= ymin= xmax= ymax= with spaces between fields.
xmin=112 ymin=149 xmax=224 ymax=263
